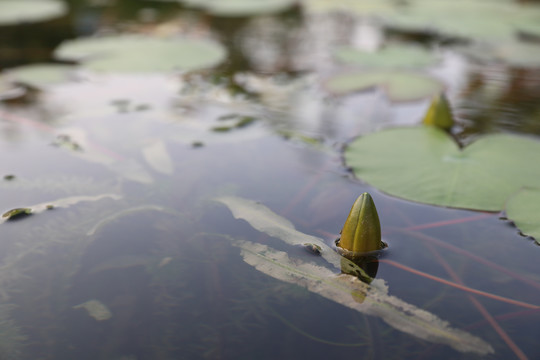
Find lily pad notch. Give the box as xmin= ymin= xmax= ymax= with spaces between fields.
xmin=344 ymin=94 xmax=540 ymax=241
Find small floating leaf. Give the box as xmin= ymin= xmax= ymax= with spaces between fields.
xmin=54 ymin=35 xmax=227 ymax=73
xmin=325 ymin=71 xmax=443 ymax=102
xmin=505 ymin=188 xmax=540 ymax=244
xmin=2 ymin=208 xmax=31 ymax=220
xmin=345 ymin=127 xmax=540 ymax=211
xmin=73 ymin=299 xmax=112 ymax=321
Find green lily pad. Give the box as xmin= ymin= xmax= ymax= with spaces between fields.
xmin=301 ymin=0 xmax=397 ymax=16
xmin=505 ymin=188 xmax=540 ymax=244
xmin=462 ymin=42 xmax=540 ymax=68
xmin=5 ymin=64 xmax=76 ymax=88
xmin=54 ymin=35 xmax=227 ymax=73
xmin=385 ymin=0 xmax=540 ymax=41
xmin=180 ymin=0 xmax=296 ymax=16
xmin=0 ymin=0 xmax=67 ymax=25
xmin=344 ymin=127 xmax=540 ymax=211
xmin=325 ymin=71 xmax=443 ymax=102
xmin=334 ymin=44 xmax=439 ymax=68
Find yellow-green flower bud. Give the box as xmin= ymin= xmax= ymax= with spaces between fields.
xmin=337 ymin=193 xmax=382 ymax=254
xmin=422 ymin=93 xmax=454 ymax=131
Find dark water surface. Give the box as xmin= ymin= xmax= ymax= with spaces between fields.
xmin=0 ymin=1 xmax=539 ymax=359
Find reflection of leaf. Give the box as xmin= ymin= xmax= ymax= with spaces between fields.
xmin=142 ymin=140 xmax=174 ymax=175
xmin=325 ymin=71 xmax=443 ymax=102
xmin=229 ymin=239 xmax=493 ymax=355
xmin=505 ymin=188 xmax=540 ymax=244
xmin=216 ymin=196 xmax=494 ymax=355
xmin=345 ymin=126 xmax=540 ymax=211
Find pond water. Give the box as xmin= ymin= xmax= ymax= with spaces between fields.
xmin=0 ymin=1 xmax=539 ymax=359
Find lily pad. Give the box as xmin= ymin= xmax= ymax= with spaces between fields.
xmin=179 ymin=0 xmax=296 ymax=16
xmin=325 ymin=71 xmax=443 ymax=102
xmin=462 ymin=42 xmax=540 ymax=68
xmin=4 ymin=64 xmax=76 ymax=88
xmin=0 ymin=0 xmax=67 ymax=25
xmin=300 ymin=0 xmax=397 ymax=16
xmin=344 ymin=127 xmax=540 ymax=211
xmin=54 ymin=35 xmax=227 ymax=73
xmin=334 ymin=44 xmax=439 ymax=68
xmin=505 ymin=188 xmax=540 ymax=244
xmin=385 ymin=0 xmax=540 ymax=41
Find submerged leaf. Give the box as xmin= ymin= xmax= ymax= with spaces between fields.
xmin=142 ymin=140 xmax=174 ymax=175
xmin=2 ymin=208 xmax=32 ymax=220
xmin=229 ymin=238 xmax=493 ymax=355
xmin=216 ymin=196 xmax=493 ymax=354
xmin=73 ymin=299 xmax=112 ymax=321
xmin=345 ymin=127 xmax=540 ymax=211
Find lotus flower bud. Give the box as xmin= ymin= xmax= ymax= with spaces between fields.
xmin=422 ymin=93 xmax=454 ymax=131
xmin=337 ymin=193 xmax=382 ymax=254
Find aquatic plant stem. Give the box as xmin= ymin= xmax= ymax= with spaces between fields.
xmin=425 ymin=242 xmax=528 ymax=360
xmin=400 ymin=213 xmax=493 ymax=231
xmin=377 ymin=259 xmax=539 ymax=310
xmin=389 ymin=228 xmax=540 ymax=291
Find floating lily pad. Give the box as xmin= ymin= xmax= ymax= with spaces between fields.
xmin=301 ymin=0 xmax=397 ymax=16
xmin=325 ymin=71 xmax=443 ymax=102
xmin=180 ymin=0 xmax=295 ymax=16
xmin=462 ymin=42 xmax=540 ymax=68
xmin=385 ymin=0 xmax=540 ymax=41
xmin=0 ymin=0 xmax=67 ymax=25
xmin=5 ymin=64 xmax=76 ymax=88
xmin=505 ymin=188 xmax=540 ymax=244
xmin=334 ymin=44 xmax=439 ymax=68
xmin=54 ymin=35 xmax=227 ymax=73
xmin=345 ymin=127 xmax=540 ymax=211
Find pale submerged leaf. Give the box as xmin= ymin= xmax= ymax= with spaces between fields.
xmin=216 ymin=196 xmax=494 ymax=355
xmin=142 ymin=140 xmax=174 ymax=175
xmin=73 ymin=299 xmax=112 ymax=321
